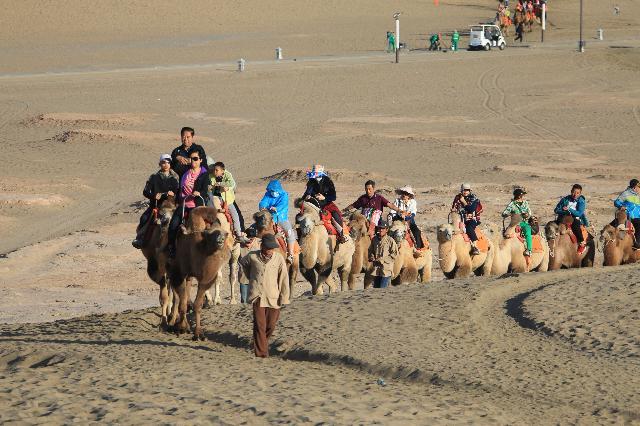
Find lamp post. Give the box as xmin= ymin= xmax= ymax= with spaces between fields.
xmin=578 ymin=0 xmax=585 ymax=52
xmin=394 ymin=12 xmax=401 ymax=63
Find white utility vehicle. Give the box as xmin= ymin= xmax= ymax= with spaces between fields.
xmin=468 ymin=24 xmax=506 ymax=51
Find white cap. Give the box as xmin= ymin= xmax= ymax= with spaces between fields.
xmin=206 ymin=155 xmax=215 ymax=166
xmin=159 ymin=154 xmax=171 ymax=163
xmin=461 ymin=182 xmax=472 ymax=191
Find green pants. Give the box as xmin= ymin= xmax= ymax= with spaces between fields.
xmin=451 ymin=41 xmax=458 ymax=51
xmin=520 ymin=221 xmax=532 ymax=252
xmin=387 ymin=41 xmax=395 ymax=52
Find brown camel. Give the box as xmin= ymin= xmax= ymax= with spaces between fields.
xmin=296 ymin=201 xmax=355 ymax=294
xmin=169 ymin=206 xmax=232 ymax=340
xmin=388 ymin=219 xmax=432 ymax=284
xmin=346 ymin=212 xmax=374 ymax=289
xmin=488 ymin=214 xmax=549 ymax=275
xmin=140 ymin=196 xmax=179 ymax=328
xmin=241 ymin=209 xmax=299 ymax=296
xmin=436 ymin=214 xmax=493 ymax=279
xmin=600 ymin=208 xmax=640 ymax=266
xmin=544 ymin=218 xmax=595 ymax=270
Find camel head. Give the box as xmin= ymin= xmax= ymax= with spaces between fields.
xmin=528 ymin=216 xmax=540 ymax=235
xmin=348 ymin=212 xmax=368 ymax=240
xmin=155 ymin=196 xmax=177 ymax=227
xmin=544 ymin=221 xmax=559 ymax=241
xmin=599 ymin=225 xmax=616 ymax=246
xmin=202 ymin=226 xmax=229 ymax=255
xmin=296 ymin=202 xmax=321 ymax=237
xmin=437 ymin=223 xmax=454 ymax=243
xmin=253 ymin=210 xmax=274 ymax=233
xmin=389 ymin=220 xmax=406 ymax=245
xmin=615 ymin=208 xmax=628 ymax=226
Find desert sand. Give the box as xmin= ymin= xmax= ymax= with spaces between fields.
xmin=1 ymin=0 xmax=640 ymax=423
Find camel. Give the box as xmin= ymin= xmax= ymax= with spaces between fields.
xmin=296 ymin=201 xmax=355 ymax=294
xmin=600 ymin=208 xmax=640 ymax=266
xmin=169 ymin=206 xmax=232 ymax=340
xmin=436 ymin=214 xmax=494 ymax=279
xmin=346 ymin=212 xmax=374 ymax=289
xmin=388 ymin=219 xmax=432 ymax=284
xmin=140 ymin=196 xmax=179 ymax=328
xmin=544 ymin=218 xmax=595 ymax=270
xmin=488 ymin=214 xmax=549 ymax=275
xmin=241 ymin=209 xmax=300 ymax=296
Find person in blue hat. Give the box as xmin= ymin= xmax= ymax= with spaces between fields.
xmin=259 ymin=179 xmax=297 ymax=263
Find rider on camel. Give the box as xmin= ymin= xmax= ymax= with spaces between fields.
xmin=132 ymin=154 xmax=179 ymax=249
xmin=451 ymin=183 xmax=483 ymax=256
xmin=554 ymin=184 xmax=590 ymax=255
xmin=302 ymin=165 xmax=346 ymax=243
xmin=612 ymin=178 xmax=640 ymax=249
xmin=502 ymin=187 xmax=533 ymax=257
xmin=391 ymin=185 xmax=425 ymax=250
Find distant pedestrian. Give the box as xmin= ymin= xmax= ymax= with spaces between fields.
xmin=240 ymin=234 xmax=290 ymax=358
xmin=387 ymin=31 xmax=396 ymax=52
xmin=515 ymin=21 xmax=524 ymax=42
xmin=368 ymin=220 xmax=398 ymax=288
xmin=451 ymin=30 xmax=460 ymax=51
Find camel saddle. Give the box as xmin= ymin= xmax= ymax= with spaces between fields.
xmin=567 ymin=225 xmax=590 ymax=246
xmin=402 ymin=222 xmax=430 ymax=252
xmin=458 ymin=223 xmax=489 ymax=253
xmin=299 ymin=204 xmax=348 ymax=237
xmin=271 ymin=223 xmax=301 ymax=255
xmin=512 ymin=225 xmax=544 ymax=253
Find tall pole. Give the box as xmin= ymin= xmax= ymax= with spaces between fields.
xmin=579 ymin=0 xmax=585 ymax=52
xmin=395 ymin=14 xmax=400 ymax=63
xmin=541 ymin=3 xmax=546 ymax=42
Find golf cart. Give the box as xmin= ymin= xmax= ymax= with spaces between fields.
xmin=468 ymin=24 xmax=506 ymax=51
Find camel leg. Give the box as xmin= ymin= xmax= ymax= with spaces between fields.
xmin=192 ymin=282 xmax=211 ymax=341
xmin=168 ymin=287 xmax=179 ymax=326
xmin=213 ymin=272 xmax=222 ymax=305
xmin=347 ymin=272 xmax=357 ymax=291
xmin=455 ymin=260 xmax=473 ymax=278
xmin=229 ymin=260 xmax=239 ymax=305
xmin=301 ymin=268 xmax=319 ymax=295
xmin=172 ymin=276 xmax=190 ymax=334
xmin=363 ymin=272 xmax=374 ymax=289
xmin=158 ymin=277 xmax=170 ymax=329
xmin=339 ymin=266 xmax=350 ymax=292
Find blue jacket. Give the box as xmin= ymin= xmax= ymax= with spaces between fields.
xmin=614 ymin=188 xmax=640 ymax=219
xmin=554 ymin=195 xmax=589 ymax=226
xmin=259 ymin=180 xmax=290 ymax=224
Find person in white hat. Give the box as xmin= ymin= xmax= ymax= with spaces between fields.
xmin=132 ymin=154 xmax=180 ymax=249
xmin=392 ymin=185 xmax=425 ymax=249
xmin=450 ymin=183 xmax=483 ymax=255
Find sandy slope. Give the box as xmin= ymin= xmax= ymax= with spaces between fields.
xmin=1 ymin=266 xmax=638 ymax=423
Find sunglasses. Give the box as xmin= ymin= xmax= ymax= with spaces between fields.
xmin=190 ymin=157 xmax=201 ymax=161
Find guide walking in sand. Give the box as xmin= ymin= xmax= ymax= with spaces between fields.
xmin=239 ymin=234 xmax=290 ymax=357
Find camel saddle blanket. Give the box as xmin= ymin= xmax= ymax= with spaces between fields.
xmin=531 ymin=235 xmax=544 ymax=253
xmin=462 ymin=229 xmax=489 ymax=253
xmin=403 ymin=224 xmax=430 ymax=251
xmin=568 ymin=226 xmax=589 ymax=245
xmin=320 ymin=209 xmax=338 ymax=236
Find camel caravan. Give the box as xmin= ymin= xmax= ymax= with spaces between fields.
xmin=496 ymin=0 xmax=547 ymax=38
xmin=133 ymin=128 xmax=640 ymax=339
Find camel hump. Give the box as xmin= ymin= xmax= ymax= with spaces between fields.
xmin=186 ymin=206 xmax=222 ymax=232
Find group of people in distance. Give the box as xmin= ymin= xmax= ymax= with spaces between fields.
xmin=133 ymin=127 xmax=640 ymax=267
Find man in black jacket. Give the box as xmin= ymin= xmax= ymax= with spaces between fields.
xmin=170 ymin=127 xmax=209 ymax=177
xmin=132 ymin=154 xmax=180 ymax=249
xmin=302 ymin=164 xmax=346 ymax=242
